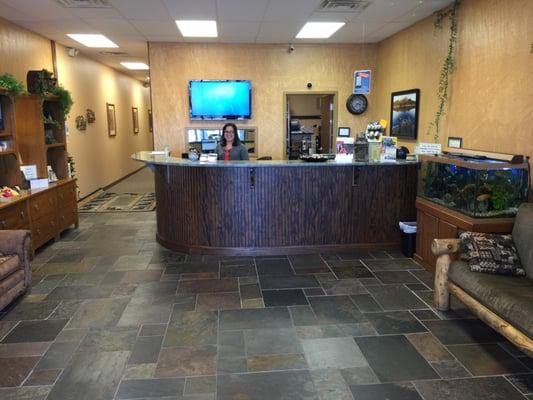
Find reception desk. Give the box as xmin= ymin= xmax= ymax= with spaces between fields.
xmin=133 ymin=151 xmax=418 ymax=255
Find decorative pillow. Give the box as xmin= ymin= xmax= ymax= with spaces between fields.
xmin=459 ymin=231 xmax=525 ymax=276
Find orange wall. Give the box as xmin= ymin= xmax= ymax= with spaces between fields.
xmin=0 ymin=17 xmax=152 ymax=198
xmin=149 ymin=43 xmax=378 ymax=159
xmin=374 ymin=0 xmax=533 ymax=168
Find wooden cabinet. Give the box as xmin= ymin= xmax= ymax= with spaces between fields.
xmin=0 ymin=180 xmax=78 ymax=251
xmin=0 ymin=90 xmax=78 ymax=251
xmin=415 ymin=197 xmax=514 ymax=272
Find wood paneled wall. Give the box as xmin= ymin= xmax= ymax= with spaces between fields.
xmin=149 ymin=43 xmax=378 ymax=159
xmin=374 ymin=0 xmax=533 ymax=176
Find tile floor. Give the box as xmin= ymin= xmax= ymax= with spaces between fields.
xmin=0 ymin=211 xmax=531 ymax=399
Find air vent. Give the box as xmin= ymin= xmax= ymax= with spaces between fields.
xmin=317 ymin=0 xmax=371 ymax=13
xmin=55 ymin=0 xmax=111 ymax=8
xmin=100 ymin=51 xmax=128 ymax=56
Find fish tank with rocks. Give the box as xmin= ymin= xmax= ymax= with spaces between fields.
xmin=418 ymin=154 xmax=529 ymax=218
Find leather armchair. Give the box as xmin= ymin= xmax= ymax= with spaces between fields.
xmin=0 ymin=230 xmax=32 ymax=310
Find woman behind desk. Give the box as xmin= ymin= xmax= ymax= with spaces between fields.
xmin=216 ymin=123 xmax=249 ymax=161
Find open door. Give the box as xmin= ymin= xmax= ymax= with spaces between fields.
xmin=320 ymin=95 xmax=334 ymax=153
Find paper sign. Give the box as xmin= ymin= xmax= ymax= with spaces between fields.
xmin=20 ymin=165 xmax=38 ymax=180
xmin=354 ymin=70 xmax=371 ymax=94
xmin=416 ymin=143 xmax=442 ymax=155
xmin=30 ymin=178 xmax=49 ymax=189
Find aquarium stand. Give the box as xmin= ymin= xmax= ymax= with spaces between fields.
xmin=414 ymin=197 xmax=515 ymax=271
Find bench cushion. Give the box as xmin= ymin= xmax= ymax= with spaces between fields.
xmin=0 ymin=255 xmax=21 ymax=280
xmin=512 ymin=203 xmax=533 ymax=279
xmin=449 ymin=260 xmax=533 ymax=338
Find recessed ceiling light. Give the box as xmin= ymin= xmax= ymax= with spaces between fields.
xmin=176 ymin=20 xmax=217 ymax=37
xmin=120 ymin=62 xmax=149 ymax=70
xmin=67 ymin=34 xmax=118 ymax=48
xmin=296 ymin=22 xmax=345 ymax=39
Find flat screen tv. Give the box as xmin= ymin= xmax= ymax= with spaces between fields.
xmin=189 ymin=80 xmax=251 ymax=120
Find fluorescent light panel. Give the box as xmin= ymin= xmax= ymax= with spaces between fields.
xmin=176 ymin=20 xmax=217 ymax=37
xmin=120 ymin=62 xmax=149 ymax=70
xmin=67 ymin=34 xmax=118 ymax=48
xmin=296 ymin=22 xmax=345 ymax=39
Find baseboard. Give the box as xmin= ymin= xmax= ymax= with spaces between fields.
xmin=78 ymin=166 xmax=146 ymax=202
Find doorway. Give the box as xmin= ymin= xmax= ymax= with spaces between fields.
xmin=285 ymin=93 xmax=336 ymax=159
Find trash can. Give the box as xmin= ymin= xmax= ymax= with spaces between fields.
xmin=399 ymin=222 xmax=417 ymax=258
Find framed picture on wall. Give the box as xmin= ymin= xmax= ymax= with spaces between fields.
xmin=132 ymin=107 xmax=139 ymax=134
xmin=338 ymin=127 xmax=351 ymax=137
xmin=148 ymin=109 xmax=153 ymax=132
xmin=106 ymin=103 xmax=116 ymax=137
xmin=390 ymin=89 xmax=420 ymax=140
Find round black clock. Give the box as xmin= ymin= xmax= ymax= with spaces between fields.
xmin=346 ymin=94 xmax=368 ymax=115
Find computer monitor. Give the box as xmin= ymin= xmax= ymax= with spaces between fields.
xmin=201 ymin=139 xmax=217 ymax=153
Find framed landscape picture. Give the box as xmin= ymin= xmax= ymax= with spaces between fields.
xmin=106 ymin=103 xmax=116 ymax=137
xmin=132 ymin=107 xmax=139 ymax=134
xmin=390 ymin=89 xmax=420 ymax=140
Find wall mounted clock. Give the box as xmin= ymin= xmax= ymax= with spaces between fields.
xmin=346 ymin=94 xmax=368 ymax=115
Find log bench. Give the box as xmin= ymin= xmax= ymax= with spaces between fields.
xmin=432 ymin=203 xmax=533 ymax=357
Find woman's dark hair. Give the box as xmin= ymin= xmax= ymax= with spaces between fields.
xmin=220 ymin=123 xmax=241 ymax=146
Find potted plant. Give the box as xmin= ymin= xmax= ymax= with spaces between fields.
xmin=0 ymin=73 xmax=26 ymax=95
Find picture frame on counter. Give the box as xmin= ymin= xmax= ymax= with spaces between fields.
xmin=390 ymin=88 xmax=420 ymax=140
xmin=338 ymin=127 xmax=351 ymax=137
xmin=448 ymin=136 xmax=463 ymax=148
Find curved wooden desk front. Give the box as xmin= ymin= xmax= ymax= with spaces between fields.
xmin=133 ymin=152 xmax=418 ymax=255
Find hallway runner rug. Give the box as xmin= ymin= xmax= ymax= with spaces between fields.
xmin=79 ymin=192 xmax=156 ymax=212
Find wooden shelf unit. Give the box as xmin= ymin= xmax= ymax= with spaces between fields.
xmin=0 ymin=91 xmax=78 ymax=250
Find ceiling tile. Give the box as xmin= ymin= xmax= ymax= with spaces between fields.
xmin=0 ymin=3 xmax=30 ymax=20
xmin=263 ymin=0 xmax=322 ymax=22
xmin=111 ymin=0 xmax=170 ymax=20
xmin=0 ymin=0 xmax=71 ymax=20
xmin=393 ymin=0 xmax=453 ymax=23
xmin=331 ymin=21 xmax=384 ymax=43
xmin=218 ymin=21 xmax=259 ymax=41
xmin=355 ymin=0 xmax=421 ymax=23
xmin=129 ymin=19 xmax=178 ymax=36
xmin=216 ymin=0 xmax=269 ymax=22
xmin=365 ymin=21 xmax=414 ymax=41
xmin=146 ymin=34 xmax=184 ymax=42
xmin=309 ymin=11 xmax=364 ymax=23
xmin=85 ymin=18 xmax=140 ymax=36
xmin=256 ymin=22 xmax=302 ymax=43
xmin=163 ymin=0 xmax=217 ymax=20
xmin=68 ymin=6 xmax=122 ymax=20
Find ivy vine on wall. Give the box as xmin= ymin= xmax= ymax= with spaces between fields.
xmin=427 ymin=0 xmax=460 ymax=143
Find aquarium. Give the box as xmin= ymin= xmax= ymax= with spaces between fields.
xmin=418 ymin=154 xmax=529 ymax=218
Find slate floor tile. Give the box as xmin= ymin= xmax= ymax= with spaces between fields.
xmin=321 ymin=278 xmax=369 ymax=295
xmin=340 ymin=366 xmax=379 ymax=385
xmin=139 ymin=324 xmax=167 ymax=337
xmin=256 ymin=258 xmax=294 ymax=275
xmin=448 ymin=344 xmax=528 ymax=375
xmin=424 ymin=319 xmax=505 ymax=345
xmin=184 ymin=376 xmax=216 ymax=395
xmin=406 ymin=332 xmax=454 ymax=361
xmin=77 ymin=327 xmax=138 ymax=353
xmin=34 ymin=341 xmax=78 ymax=370
xmin=364 ymin=259 xmax=423 ymax=271
xmin=259 ymin=274 xmax=320 ymax=290
xmin=23 ymin=368 xmax=61 ymax=386
xmin=374 ymin=270 xmax=421 ymax=284
xmin=430 ymin=360 xmax=471 ymax=379
xmin=262 ymin=289 xmax=308 ymax=307
xmin=247 ymin=353 xmax=308 ymax=372
xmin=302 ymin=337 xmax=368 ymax=369
xmin=218 ymin=331 xmax=245 ymax=358
xmin=0 ymin=342 xmax=51 ymax=357
xmin=1 ymin=319 xmax=68 ymax=343
xmin=219 ymin=307 xmax=292 ymax=330
xmin=330 ymin=265 xmax=374 ymax=279
xmin=308 ymin=296 xmax=366 ymax=324
xmin=366 ymin=284 xmax=427 ymax=311
xmin=220 ymin=264 xmax=255 ymax=278
xmin=349 ymin=383 xmax=423 ymax=400
xmin=177 ymin=278 xmax=238 ymax=294
xmin=65 ymin=298 xmax=130 ymax=329
xmin=350 ymin=294 xmax=383 ymax=313
xmin=244 ymin=328 xmax=302 ymax=356
xmin=128 ymin=335 xmax=164 ymax=364
xmin=164 ymin=311 xmax=218 ymax=347
xmin=366 ymin=311 xmax=427 ymax=335
xmin=1 ymin=301 xmax=60 ymax=321
xmin=0 ymin=386 xmax=52 ymax=400
xmin=117 ymin=302 xmax=173 ymax=326
xmin=196 ymin=292 xmax=241 ymax=311
xmin=289 ymin=305 xmax=319 ymax=326
xmin=217 ymin=357 xmax=247 ymax=374
xmin=47 ymin=350 xmax=130 ymax=400
xmin=506 ymin=374 xmax=533 ymax=395
xmin=217 ymin=370 xmax=319 ymax=400
xmin=355 ymin=335 xmax=439 ymax=382
xmin=155 ymin=346 xmax=217 ymax=377
xmin=310 ymin=368 xmax=354 ymax=400
xmin=0 ymin=356 xmax=40 ymax=387
xmin=414 ymin=376 xmax=526 ymax=400
xmin=115 ymin=378 xmax=185 ymax=399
